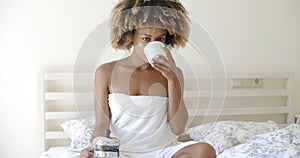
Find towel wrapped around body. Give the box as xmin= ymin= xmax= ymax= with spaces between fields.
xmin=108 ymin=93 xmax=197 ymax=158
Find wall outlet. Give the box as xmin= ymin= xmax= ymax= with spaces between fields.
xmin=231 ymin=78 xmax=262 ymax=88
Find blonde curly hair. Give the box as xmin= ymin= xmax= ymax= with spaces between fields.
xmin=109 ymin=0 xmax=190 ymax=50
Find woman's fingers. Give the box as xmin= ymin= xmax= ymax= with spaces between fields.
xmin=151 ymin=62 xmax=177 ymax=79
xmin=80 ymin=147 xmax=93 ymax=158
xmin=151 ymin=55 xmax=169 ymax=66
xmin=151 ymin=54 xmax=176 ymax=71
xmin=80 ymin=149 xmax=89 ymax=158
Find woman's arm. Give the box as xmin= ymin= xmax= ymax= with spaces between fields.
xmin=92 ymin=64 xmax=112 ymax=142
xmin=80 ymin=65 xmax=111 ymax=158
xmin=166 ymin=68 xmax=188 ymax=135
xmin=151 ymin=49 xmax=188 ymax=135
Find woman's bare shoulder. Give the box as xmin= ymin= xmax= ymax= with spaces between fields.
xmin=95 ymin=57 xmax=129 ymax=73
xmin=95 ymin=60 xmax=118 ymax=75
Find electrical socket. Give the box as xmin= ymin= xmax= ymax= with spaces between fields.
xmin=231 ymin=78 xmax=262 ymax=88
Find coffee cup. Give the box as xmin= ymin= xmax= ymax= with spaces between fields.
xmin=144 ymin=41 xmax=168 ymax=63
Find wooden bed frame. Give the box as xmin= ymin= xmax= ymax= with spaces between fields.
xmin=38 ymin=72 xmax=295 ymax=155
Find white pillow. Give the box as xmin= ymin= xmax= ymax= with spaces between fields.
xmin=186 ymin=120 xmax=279 ymax=155
xmin=61 ymin=117 xmax=95 ymax=150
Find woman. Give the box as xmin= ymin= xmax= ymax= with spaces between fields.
xmin=81 ymin=0 xmax=216 ymax=157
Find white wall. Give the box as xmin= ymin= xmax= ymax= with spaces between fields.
xmin=185 ymin=0 xmax=300 ymax=111
xmin=0 ymin=0 xmax=299 ymax=157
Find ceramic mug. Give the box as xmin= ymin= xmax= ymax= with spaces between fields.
xmin=144 ymin=41 xmax=168 ymax=63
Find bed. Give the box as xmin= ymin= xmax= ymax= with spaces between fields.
xmin=38 ymin=72 xmax=300 ymax=158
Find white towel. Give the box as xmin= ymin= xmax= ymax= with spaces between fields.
xmin=108 ymin=93 xmax=177 ymax=156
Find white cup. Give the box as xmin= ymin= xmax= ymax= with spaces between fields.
xmin=144 ymin=41 xmax=168 ymax=63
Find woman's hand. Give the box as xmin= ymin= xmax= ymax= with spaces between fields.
xmin=150 ymin=46 xmax=179 ymax=81
xmin=80 ymin=147 xmax=93 ymax=158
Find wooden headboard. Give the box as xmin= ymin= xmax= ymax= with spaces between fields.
xmin=38 ymin=72 xmax=294 ymax=153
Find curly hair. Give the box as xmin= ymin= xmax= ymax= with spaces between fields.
xmin=109 ymin=0 xmax=190 ymax=50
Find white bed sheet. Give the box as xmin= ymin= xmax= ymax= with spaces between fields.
xmin=40 ymin=147 xmax=80 ymax=158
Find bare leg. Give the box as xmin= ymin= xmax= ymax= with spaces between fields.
xmin=172 ymin=142 xmax=216 ymax=158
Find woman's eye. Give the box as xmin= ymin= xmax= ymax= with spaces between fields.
xmin=142 ymin=37 xmax=151 ymax=41
xmin=157 ymin=38 xmax=165 ymax=42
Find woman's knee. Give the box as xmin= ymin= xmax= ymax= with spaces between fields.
xmin=173 ymin=142 xmax=216 ymax=158
xmin=195 ymin=142 xmax=216 ymax=158
xmin=185 ymin=142 xmax=216 ymax=158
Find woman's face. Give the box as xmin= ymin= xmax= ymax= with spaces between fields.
xmin=133 ymin=27 xmax=167 ymax=48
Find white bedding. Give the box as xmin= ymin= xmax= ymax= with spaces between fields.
xmin=40 ymin=147 xmax=79 ymax=158
xmin=187 ymin=120 xmax=280 ymax=155
xmin=217 ymin=124 xmax=300 ymax=158
xmin=41 ymin=123 xmax=300 ymax=158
